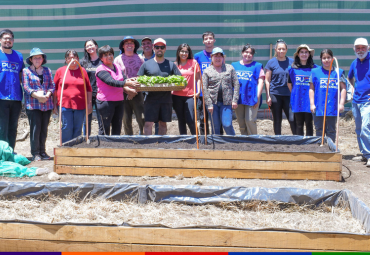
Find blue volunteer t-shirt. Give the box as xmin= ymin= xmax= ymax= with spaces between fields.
xmin=0 ymin=50 xmax=24 ymax=101
xmin=311 ymin=66 xmax=345 ymax=116
xmin=288 ymin=64 xmax=319 ymax=113
xmin=265 ymin=57 xmax=293 ymax=96
xmin=231 ymin=61 xmax=263 ymax=106
xmin=194 ymin=50 xmax=212 ymax=97
xmin=348 ymin=52 xmax=370 ymax=104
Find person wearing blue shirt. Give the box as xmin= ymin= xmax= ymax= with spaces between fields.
xmin=265 ymin=39 xmax=296 ymax=135
xmin=348 ymin=38 xmax=370 ymax=166
xmin=309 ymin=49 xmax=346 ymax=143
xmin=231 ymin=44 xmax=264 ymax=135
xmin=0 ymin=29 xmax=24 ymax=151
xmin=194 ymin=31 xmax=224 ymax=136
xmin=288 ymin=44 xmax=318 ymax=136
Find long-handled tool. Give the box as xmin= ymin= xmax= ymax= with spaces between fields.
xmin=333 ymin=57 xmax=340 ymax=152
xmin=198 ymin=66 xmax=207 ymax=145
xmin=59 ymin=58 xmax=89 ymax=146
xmin=193 ymin=63 xmax=199 ymax=149
xmin=321 ymin=58 xmax=334 ymax=147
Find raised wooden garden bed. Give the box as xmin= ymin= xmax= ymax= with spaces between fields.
xmin=54 ymin=136 xmax=342 ymax=181
xmin=0 ymin=223 xmax=368 ymax=252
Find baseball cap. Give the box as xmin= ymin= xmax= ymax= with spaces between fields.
xmin=354 ymin=38 xmax=369 ymax=46
xmin=153 ymin=38 xmax=166 ymax=46
xmin=141 ymin=37 xmax=152 ymax=42
xmin=211 ymin=47 xmax=224 ymax=55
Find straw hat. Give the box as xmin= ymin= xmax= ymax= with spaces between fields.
xmin=293 ymin=44 xmax=315 ymax=58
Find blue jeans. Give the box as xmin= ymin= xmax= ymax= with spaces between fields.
xmin=208 ymin=102 xmax=235 ymax=135
xmin=352 ymin=102 xmax=370 ymax=159
xmin=61 ymin=107 xmax=85 ymax=143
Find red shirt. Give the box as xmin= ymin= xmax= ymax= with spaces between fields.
xmin=54 ymin=66 xmax=92 ymax=110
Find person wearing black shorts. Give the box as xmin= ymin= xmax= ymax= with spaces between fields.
xmin=137 ymin=38 xmax=182 ymax=135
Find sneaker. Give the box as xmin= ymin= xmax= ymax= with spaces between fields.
xmin=40 ymin=152 xmax=51 ymax=160
xmin=32 ymin=154 xmax=42 ymax=161
xmin=352 ymin=156 xmax=367 ymax=162
xmin=366 ymin=160 xmax=370 ymax=167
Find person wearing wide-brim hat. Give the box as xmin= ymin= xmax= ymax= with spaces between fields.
xmin=287 ymin=44 xmax=318 ymax=137
xmin=114 ymin=36 xmax=145 ymax=135
xmin=22 ymin=48 xmax=55 ymax=161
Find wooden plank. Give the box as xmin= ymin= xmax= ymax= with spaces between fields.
xmin=0 ymin=223 xmax=368 ymax=251
xmin=0 ymin=238 xmax=342 ymax=252
xmin=55 ymin=156 xmax=341 ymax=172
xmin=55 ymin=147 xmax=341 ymax=162
xmin=55 ymin=165 xmax=342 ymax=181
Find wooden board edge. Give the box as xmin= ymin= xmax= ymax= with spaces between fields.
xmin=54 ymin=147 xmax=342 ymax=162
xmin=55 ymin=165 xmax=342 ymax=181
xmin=0 ymin=238 xmax=354 ymax=252
xmin=0 ymin=224 xmax=369 ymax=251
xmin=54 ymin=156 xmax=342 ymax=172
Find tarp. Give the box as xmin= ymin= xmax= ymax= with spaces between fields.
xmin=0 ymin=141 xmax=37 ymax=178
xmin=0 ymin=182 xmax=367 ymax=235
xmin=64 ymin=135 xmax=338 ymax=153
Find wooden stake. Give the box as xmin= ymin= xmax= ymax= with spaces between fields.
xmin=194 ymin=62 xmax=199 ymax=149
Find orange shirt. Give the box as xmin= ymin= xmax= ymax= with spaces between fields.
xmin=172 ymin=59 xmax=200 ymax=97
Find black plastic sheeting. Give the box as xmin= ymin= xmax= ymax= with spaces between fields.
xmin=0 ymin=181 xmax=367 ymax=235
xmin=64 ymin=134 xmax=338 ymax=153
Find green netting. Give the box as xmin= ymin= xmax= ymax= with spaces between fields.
xmin=0 ymin=141 xmax=37 ymax=178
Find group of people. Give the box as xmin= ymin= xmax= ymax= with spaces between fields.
xmin=0 ymin=28 xmax=369 ymax=167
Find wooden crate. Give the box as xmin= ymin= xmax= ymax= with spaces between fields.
xmin=0 ymin=222 xmax=368 ymax=252
xmin=54 ymin=147 xmax=342 ymax=181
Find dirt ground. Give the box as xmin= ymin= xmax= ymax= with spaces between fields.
xmin=11 ymin=110 xmax=370 ymax=207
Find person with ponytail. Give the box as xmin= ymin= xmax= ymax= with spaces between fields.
xmin=265 ymin=39 xmax=296 ymax=135
xmin=309 ymin=49 xmax=346 ymax=142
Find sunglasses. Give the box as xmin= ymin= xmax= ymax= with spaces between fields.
xmin=154 ymin=45 xmax=166 ymax=50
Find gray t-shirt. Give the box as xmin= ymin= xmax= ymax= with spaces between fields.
xmin=137 ymin=58 xmax=181 ymax=103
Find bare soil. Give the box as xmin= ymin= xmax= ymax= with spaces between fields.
xmin=71 ymin=139 xmax=332 ymax=153
xmin=11 ymin=110 xmax=370 ymax=208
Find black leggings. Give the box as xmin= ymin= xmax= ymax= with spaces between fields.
xmin=172 ymin=95 xmax=196 ymax=135
xmin=96 ymin=100 xmax=124 ymax=135
xmin=270 ymin=94 xmax=296 ymax=135
xmin=294 ymin=112 xmax=313 ymax=136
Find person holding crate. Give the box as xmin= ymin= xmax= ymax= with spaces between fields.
xmin=137 ymin=38 xmax=182 ymax=135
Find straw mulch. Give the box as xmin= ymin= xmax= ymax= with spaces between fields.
xmin=0 ymin=194 xmax=364 ymax=234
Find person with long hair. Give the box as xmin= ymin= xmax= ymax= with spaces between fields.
xmin=309 ymin=49 xmax=346 ymax=142
xmin=23 ymin=48 xmax=54 ymax=161
xmin=172 ymin=43 xmax=200 ymax=135
xmin=53 ymin=50 xmax=92 ymax=143
xmin=288 ymin=44 xmax=319 ymax=136
xmin=265 ymin=39 xmax=296 ymax=135
xmin=231 ymin=44 xmax=264 ymax=135
xmin=203 ymin=47 xmax=239 ymax=135
xmin=80 ymin=39 xmax=102 ymax=136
